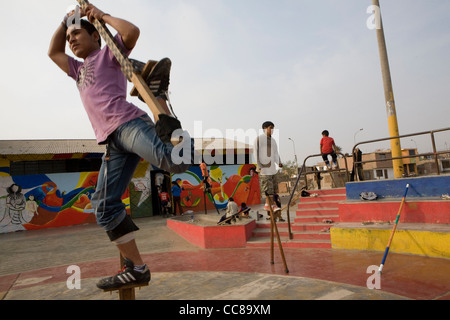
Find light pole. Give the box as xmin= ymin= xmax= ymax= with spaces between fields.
xmin=288 ymin=138 xmax=298 ymax=170
xmin=372 ymin=0 xmax=404 ymax=178
xmin=354 ymin=128 xmax=364 ymax=145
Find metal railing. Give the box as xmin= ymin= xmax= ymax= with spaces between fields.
xmin=283 ymin=127 xmax=450 ymax=239
xmin=285 ymin=152 xmax=349 ymax=239
xmin=351 ymin=127 xmax=450 ymax=180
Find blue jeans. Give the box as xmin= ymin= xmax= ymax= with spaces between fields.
xmin=92 ymin=115 xmax=193 ymax=232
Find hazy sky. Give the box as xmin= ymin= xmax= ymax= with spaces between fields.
xmin=1 ymin=0 xmax=449 ymax=166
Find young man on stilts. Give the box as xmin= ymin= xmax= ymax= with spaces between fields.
xmin=254 ymin=121 xmax=283 ymax=218
xmin=48 ymin=3 xmax=193 ymax=290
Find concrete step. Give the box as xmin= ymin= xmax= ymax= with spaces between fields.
xmin=251 ymin=223 xmax=332 ymax=241
xmin=305 ymin=188 xmax=346 ymax=196
xmin=292 ymin=230 xmax=331 ymax=240
xmin=246 ymin=237 xmax=331 ymax=249
xmin=297 ymin=201 xmax=341 ymax=209
xmin=291 ymin=223 xmax=335 ymax=232
xmin=254 ymin=221 xmax=290 ymax=229
xmin=247 ymin=188 xmax=343 ymax=248
xmin=296 ymin=208 xmax=340 ymax=216
xmin=293 ymin=215 xmax=338 ymax=223
xmin=339 ymin=200 xmax=450 ymax=224
xmin=300 ymin=194 xmax=346 ymax=203
xmin=252 ymin=228 xmax=291 ymax=238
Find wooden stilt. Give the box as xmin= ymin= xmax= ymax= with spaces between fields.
xmin=266 ymin=193 xmax=289 ymax=273
xmin=119 ymin=254 xmax=134 ymax=300
xmin=270 ymin=210 xmax=275 ymax=265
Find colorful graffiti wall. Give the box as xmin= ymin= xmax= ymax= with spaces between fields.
xmin=172 ymin=164 xmax=261 ymax=212
xmin=0 ymin=172 xmax=130 ymax=234
xmin=0 ymin=160 xmax=260 ymax=233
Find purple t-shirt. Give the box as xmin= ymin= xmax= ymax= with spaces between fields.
xmin=68 ymin=34 xmax=146 ymax=144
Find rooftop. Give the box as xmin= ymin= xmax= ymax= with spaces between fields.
xmin=0 ymin=138 xmax=251 ymax=155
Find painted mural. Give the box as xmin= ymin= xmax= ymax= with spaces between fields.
xmin=0 ymin=161 xmax=259 ymax=233
xmin=172 ymin=164 xmax=261 ymax=212
xmin=0 ymin=172 xmax=130 ymax=234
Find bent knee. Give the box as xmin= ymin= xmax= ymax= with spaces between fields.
xmin=106 ymin=215 xmax=139 ymax=242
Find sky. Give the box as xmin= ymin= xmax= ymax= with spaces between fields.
xmin=1 ymin=0 xmax=449 ymax=166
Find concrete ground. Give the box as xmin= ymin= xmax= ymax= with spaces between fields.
xmin=1 ymin=207 xmax=449 ymax=302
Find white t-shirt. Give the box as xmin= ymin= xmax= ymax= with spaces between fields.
xmin=226 ymin=201 xmax=239 ymax=218
xmin=253 ymin=133 xmax=281 ymax=176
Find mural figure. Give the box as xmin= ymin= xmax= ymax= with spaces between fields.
xmin=26 ymin=194 xmax=39 ymax=217
xmin=3 ymin=184 xmax=28 ymax=225
xmin=245 ymin=167 xmax=260 ymax=204
xmin=0 ymin=172 xmax=132 ymax=233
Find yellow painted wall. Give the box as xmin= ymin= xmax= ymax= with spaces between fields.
xmin=331 ymin=227 xmax=450 ymax=259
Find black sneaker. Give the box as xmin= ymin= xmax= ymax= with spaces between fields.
xmin=130 ymin=59 xmax=147 ymax=74
xmin=146 ymin=57 xmax=171 ymax=99
xmin=96 ymin=258 xmax=151 ymax=290
xmin=130 ymin=58 xmax=171 ymax=102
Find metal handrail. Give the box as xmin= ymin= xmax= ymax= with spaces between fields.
xmin=285 ymin=152 xmax=349 ymax=239
xmin=351 ymin=127 xmax=450 ymax=180
xmin=284 ymin=127 xmax=450 ymax=240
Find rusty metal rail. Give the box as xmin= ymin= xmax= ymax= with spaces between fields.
xmin=284 ymin=127 xmax=450 ymax=239
xmin=352 ymin=127 xmax=450 ymax=179
xmin=285 ymin=152 xmax=349 ymax=239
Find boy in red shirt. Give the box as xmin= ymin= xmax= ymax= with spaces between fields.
xmin=320 ymin=130 xmax=338 ymax=169
xmin=158 ymin=188 xmax=170 ymax=216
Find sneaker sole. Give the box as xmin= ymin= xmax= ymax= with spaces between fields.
xmin=143 ymin=58 xmax=171 ymax=98
xmin=101 ymin=281 xmax=150 ymax=292
xmin=129 ymin=58 xmax=171 ymax=100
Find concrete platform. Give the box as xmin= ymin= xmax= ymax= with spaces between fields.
xmin=1 ymin=213 xmax=449 ymax=303
xmin=167 ymin=213 xmax=256 ymax=249
xmin=332 ymin=222 xmax=450 ymax=259
xmin=345 ymin=175 xmax=450 ymax=199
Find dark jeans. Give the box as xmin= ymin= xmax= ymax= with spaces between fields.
xmin=172 ymin=196 xmax=183 ymax=215
xmin=322 ymin=151 xmax=337 ymax=165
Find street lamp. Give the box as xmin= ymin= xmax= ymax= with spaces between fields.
xmin=288 ymin=138 xmax=298 ymax=169
xmin=410 ymin=139 xmax=417 ymax=151
xmin=354 ymin=128 xmax=364 ymax=145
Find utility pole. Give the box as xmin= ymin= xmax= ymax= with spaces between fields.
xmin=288 ymin=138 xmax=299 ymax=172
xmin=372 ymin=0 xmax=404 ymax=178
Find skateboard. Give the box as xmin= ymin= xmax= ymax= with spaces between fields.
xmin=217 ymin=208 xmax=250 ymax=226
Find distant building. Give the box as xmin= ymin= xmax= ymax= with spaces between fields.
xmin=336 ymin=148 xmax=420 ymax=181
